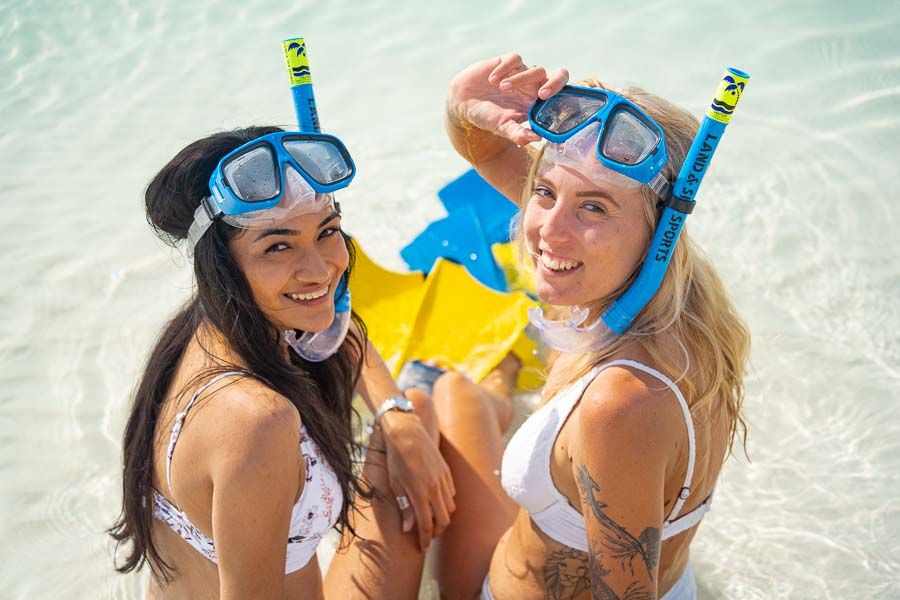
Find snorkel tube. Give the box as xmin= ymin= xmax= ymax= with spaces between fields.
xmin=602 ymin=67 xmax=750 ymax=335
xmin=601 ymin=67 xmax=750 ymax=334
xmin=281 ymin=37 xmax=353 ymax=361
xmin=529 ymin=68 xmax=749 ymax=353
xmin=283 ymin=37 xmax=321 ymax=133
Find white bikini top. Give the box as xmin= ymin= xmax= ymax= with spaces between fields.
xmin=151 ymin=371 xmax=343 ymax=574
xmin=501 ymin=359 xmax=713 ymax=552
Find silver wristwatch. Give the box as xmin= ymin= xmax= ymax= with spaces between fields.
xmin=373 ymin=395 xmax=414 ymax=422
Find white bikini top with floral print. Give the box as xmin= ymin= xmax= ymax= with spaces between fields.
xmin=151 ymin=371 xmax=342 ymax=574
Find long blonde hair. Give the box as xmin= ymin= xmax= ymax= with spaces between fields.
xmin=520 ymin=80 xmax=750 ymax=457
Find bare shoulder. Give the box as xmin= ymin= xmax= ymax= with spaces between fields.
xmin=189 ymin=374 xmax=302 ymax=471
xmin=575 ymin=363 xmax=682 ymax=453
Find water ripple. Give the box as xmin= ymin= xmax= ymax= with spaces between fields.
xmin=3 ymin=0 xmax=900 ymax=598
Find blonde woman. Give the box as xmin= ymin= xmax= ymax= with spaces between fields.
xmin=425 ymin=55 xmax=750 ymax=600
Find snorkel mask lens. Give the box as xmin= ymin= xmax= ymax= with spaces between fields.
xmin=532 ymin=89 xmax=609 ymax=134
xmin=601 ymin=108 xmax=661 ymax=165
xmin=219 ymin=135 xmax=354 ymax=206
xmin=282 ymin=137 xmax=353 ymax=185
xmin=222 ymin=145 xmax=281 ymax=202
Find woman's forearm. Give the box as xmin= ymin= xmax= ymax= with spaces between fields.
xmin=444 ymin=103 xmax=531 ymax=203
xmin=444 ymin=98 xmax=519 ymax=168
xmin=355 ymin=338 xmax=402 ymax=414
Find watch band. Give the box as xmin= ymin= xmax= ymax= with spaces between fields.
xmin=373 ymin=394 xmax=414 ymax=422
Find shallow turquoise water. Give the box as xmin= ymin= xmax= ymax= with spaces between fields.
xmin=1 ymin=0 xmax=898 ymax=598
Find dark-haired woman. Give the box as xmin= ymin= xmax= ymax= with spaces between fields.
xmin=109 ymin=126 xmax=454 ymax=599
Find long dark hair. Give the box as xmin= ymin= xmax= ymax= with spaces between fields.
xmin=108 ymin=126 xmax=368 ymax=580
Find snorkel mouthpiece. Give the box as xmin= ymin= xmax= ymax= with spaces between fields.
xmin=284 ymin=286 xmax=352 ymax=362
xmin=533 ymin=68 xmax=749 ymax=353
xmin=528 ymin=305 xmax=617 ymax=354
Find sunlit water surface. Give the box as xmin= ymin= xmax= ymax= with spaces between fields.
xmin=1 ymin=0 xmax=898 ymax=598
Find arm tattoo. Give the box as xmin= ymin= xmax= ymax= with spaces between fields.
xmin=576 ymin=464 xmax=661 ymax=597
xmin=638 ymin=528 xmax=660 ymax=573
xmin=587 ymin=541 xmax=656 ymax=600
xmin=587 ymin=544 xmax=619 ymax=600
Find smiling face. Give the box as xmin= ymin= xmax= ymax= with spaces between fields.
xmin=523 ymin=159 xmax=651 ymax=308
xmin=228 ymin=203 xmax=349 ymax=334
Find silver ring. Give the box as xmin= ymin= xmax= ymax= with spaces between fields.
xmin=395 ymin=495 xmax=411 ymax=510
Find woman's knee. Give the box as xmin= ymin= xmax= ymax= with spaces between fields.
xmin=432 ymin=370 xmax=506 ymax=431
xmin=432 ymin=371 xmax=479 ymax=415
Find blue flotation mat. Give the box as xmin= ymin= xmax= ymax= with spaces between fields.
xmin=400 ymin=170 xmax=518 ymax=291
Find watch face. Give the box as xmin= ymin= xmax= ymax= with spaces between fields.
xmin=395 ymin=396 xmax=414 ymax=412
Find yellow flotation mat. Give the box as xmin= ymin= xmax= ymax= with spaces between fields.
xmin=349 ymin=239 xmax=544 ymax=391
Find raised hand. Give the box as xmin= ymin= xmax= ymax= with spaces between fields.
xmin=447 ymin=53 xmax=569 ymax=146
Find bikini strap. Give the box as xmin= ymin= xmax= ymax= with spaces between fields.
xmin=164 ymin=371 xmax=251 ymax=505
xmin=590 ymin=359 xmax=697 ymax=525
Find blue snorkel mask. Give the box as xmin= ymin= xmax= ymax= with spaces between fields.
xmin=187 ymin=37 xmax=356 ymax=362
xmin=186 ymin=131 xmax=355 ymax=249
xmin=530 ymin=85 xmax=670 ymax=190
xmin=526 ymin=71 xmax=749 ymax=354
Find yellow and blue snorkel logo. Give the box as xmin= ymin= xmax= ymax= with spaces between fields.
xmin=706 ymin=71 xmax=748 ymax=124
xmin=283 ymin=36 xmax=319 ymax=132
xmin=284 ymin=38 xmax=312 ymax=85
